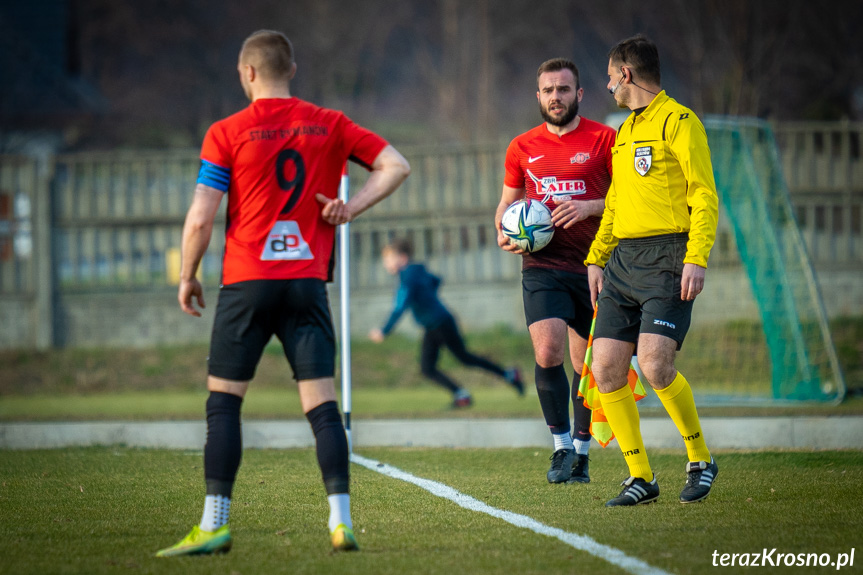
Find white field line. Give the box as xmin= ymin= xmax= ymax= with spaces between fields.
xmin=352 ymin=453 xmax=672 ymax=575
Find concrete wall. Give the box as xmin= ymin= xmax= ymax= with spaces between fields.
xmin=52 ymin=288 xmax=215 ymax=348
xmin=0 ymin=295 xmax=37 ymax=348
xmin=6 ymin=268 xmax=854 ymax=349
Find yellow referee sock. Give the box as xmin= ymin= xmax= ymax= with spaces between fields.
xmin=655 ymin=371 xmax=711 ymax=462
xmin=599 ymin=385 xmax=652 ymax=481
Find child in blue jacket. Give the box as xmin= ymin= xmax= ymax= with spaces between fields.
xmin=369 ymin=238 xmax=524 ymax=407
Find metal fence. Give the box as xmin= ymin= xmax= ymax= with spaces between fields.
xmin=775 ymin=120 xmax=863 ymax=266
xmin=0 ymin=155 xmax=39 ymax=294
xmin=1 ymin=120 xmax=861 ymax=296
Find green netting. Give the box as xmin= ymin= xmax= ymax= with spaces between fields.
xmin=704 ymin=117 xmax=846 ymax=402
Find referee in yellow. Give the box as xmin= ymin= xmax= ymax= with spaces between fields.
xmin=585 ymin=34 xmax=719 ymax=506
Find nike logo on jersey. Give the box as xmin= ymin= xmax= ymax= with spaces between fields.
xmin=528 ymin=155 xmax=544 ymax=163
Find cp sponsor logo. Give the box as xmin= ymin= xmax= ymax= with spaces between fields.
xmin=261 ymin=220 xmax=313 ymax=261
xmin=268 ymin=233 xmax=301 ymax=252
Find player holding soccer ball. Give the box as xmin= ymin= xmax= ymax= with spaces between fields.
xmin=156 ymin=30 xmax=410 ymax=557
xmin=495 ymin=58 xmax=616 ymax=484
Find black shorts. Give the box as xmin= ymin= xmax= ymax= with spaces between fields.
xmin=521 ymin=267 xmax=593 ymax=340
xmin=208 ymin=278 xmax=336 ymax=381
xmin=594 ymin=233 xmax=693 ymax=349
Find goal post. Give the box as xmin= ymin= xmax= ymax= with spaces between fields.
xmin=704 ymin=117 xmax=846 ymax=402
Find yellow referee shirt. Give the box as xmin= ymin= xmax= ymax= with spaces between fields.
xmin=584 ymin=91 xmax=718 ymax=268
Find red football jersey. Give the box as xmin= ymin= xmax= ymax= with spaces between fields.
xmin=199 ymin=98 xmax=388 ymax=285
xmin=504 ymin=117 xmax=615 ymax=273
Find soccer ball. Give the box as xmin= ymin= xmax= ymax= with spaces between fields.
xmin=500 ymin=199 xmax=554 ymax=253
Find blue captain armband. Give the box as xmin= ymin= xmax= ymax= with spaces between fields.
xmin=197 ymin=160 xmax=231 ymax=192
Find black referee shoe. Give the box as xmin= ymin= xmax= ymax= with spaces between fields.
xmin=679 ymin=457 xmax=719 ymax=503
xmin=567 ymin=454 xmax=590 ymax=484
xmin=605 ymin=475 xmax=659 ymax=507
xmin=546 ymin=449 xmax=575 ymax=483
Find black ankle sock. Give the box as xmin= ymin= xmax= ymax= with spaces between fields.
xmin=535 ymin=364 xmax=570 ymax=435
xmin=571 ymin=372 xmax=592 ymax=441
xmin=204 ymin=391 xmax=244 ymax=498
xmin=306 ymin=401 xmax=350 ymax=495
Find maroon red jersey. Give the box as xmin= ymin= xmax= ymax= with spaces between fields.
xmin=504 ymin=117 xmax=615 ymax=273
xmin=199 ymin=98 xmax=387 ymax=285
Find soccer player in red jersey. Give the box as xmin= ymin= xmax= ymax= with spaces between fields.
xmin=157 ymin=30 xmax=410 ymax=557
xmin=495 ymin=58 xmax=615 ymax=484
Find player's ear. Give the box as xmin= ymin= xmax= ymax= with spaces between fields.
xmin=287 ymin=62 xmax=297 ymax=81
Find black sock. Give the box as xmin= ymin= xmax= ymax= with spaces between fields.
xmin=305 ymin=401 xmax=350 ymax=495
xmin=535 ymin=364 xmax=570 ymax=435
xmin=571 ymin=372 xmax=592 ymax=442
xmin=204 ymin=391 xmax=243 ymax=498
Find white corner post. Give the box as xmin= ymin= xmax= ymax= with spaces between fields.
xmin=338 ymin=164 xmax=353 ymax=452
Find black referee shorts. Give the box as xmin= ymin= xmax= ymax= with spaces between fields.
xmin=521 ymin=267 xmax=593 ymax=340
xmin=208 ymin=278 xmax=336 ymax=382
xmin=594 ymin=233 xmax=693 ymax=349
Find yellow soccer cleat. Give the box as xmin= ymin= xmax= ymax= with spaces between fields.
xmin=156 ymin=524 xmax=232 ymax=557
xmin=330 ymin=523 xmax=359 ymax=551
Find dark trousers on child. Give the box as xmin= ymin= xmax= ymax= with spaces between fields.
xmin=419 ymin=315 xmax=506 ymax=392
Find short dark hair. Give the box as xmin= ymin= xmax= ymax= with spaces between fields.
xmin=536 ymin=58 xmax=580 ymax=90
xmin=385 ymin=237 xmax=413 ymax=258
xmin=608 ymin=34 xmax=660 ymax=86
xmin=240 ymin=30 xmax=295 ymax=81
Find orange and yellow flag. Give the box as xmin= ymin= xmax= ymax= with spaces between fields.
xmin=577 ymin=307 xmax=647 ymax=447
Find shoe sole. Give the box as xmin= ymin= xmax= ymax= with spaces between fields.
xmin=566 ymin=476 xmax=590 ymax=484
xmin=157 ymin=543 xmax=231 ymax=557
xmin=332 ymin=533 xmax=359 ymax=552
xmin=680 ymin=492 xmax=711 ymax=504
xmin=606 ymin=495 xmax=658 ymax=507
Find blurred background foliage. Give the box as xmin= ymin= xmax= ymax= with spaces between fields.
xmin=2 ymin=0 xmax=862 ymax=150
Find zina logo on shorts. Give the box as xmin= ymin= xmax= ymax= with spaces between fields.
xmin=261 ymin=220 xmax=313 ymax=261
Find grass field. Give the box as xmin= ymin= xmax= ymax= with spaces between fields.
xmin=4 ymin=385 xmax=863 ymax=422
xmin=1 ymin=321 xmax=862 ymax=574
xmin=1 ymin=447 xmax=861 ymax=575
xmin=1 ymin=318 xmax=862 ymax=421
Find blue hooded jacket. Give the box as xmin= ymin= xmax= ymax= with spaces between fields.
xmin=381 ymin=263 xmax=453 ymax=335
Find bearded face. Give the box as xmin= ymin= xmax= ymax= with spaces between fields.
xmin=540 ymin=98 xmax=579 ymax=126
xmin=537 ymin=69 xmax=581 ymax=128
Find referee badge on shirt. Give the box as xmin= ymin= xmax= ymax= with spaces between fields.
xmin=634 ymin=146 xmax=652 ymax=176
